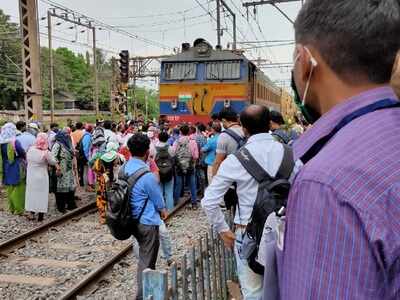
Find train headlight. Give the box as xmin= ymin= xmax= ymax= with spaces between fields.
xmin=196 ymin=42 xmax=211 ymax=57
xmin=171 ymin=99 xmax=178 ymax=110
xmin=224 ymin=99 xmax=231 ymax=108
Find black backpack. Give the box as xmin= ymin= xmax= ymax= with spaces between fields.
xmin=106 ymin=166 xmax=150 ymax=240
xmin=235 ymin=145 xmax=294 ymax=275
xmin=155 ymin=145 xmax=174 ymax=183
xmin=76 ymin=133 xmax=89 ymax=164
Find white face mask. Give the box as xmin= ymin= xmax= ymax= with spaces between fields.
xmin=147 ymin=131 xmax=154 ymax=139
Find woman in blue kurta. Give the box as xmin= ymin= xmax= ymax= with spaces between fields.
xmin=0 ymin=123 xmax=26 ymax=214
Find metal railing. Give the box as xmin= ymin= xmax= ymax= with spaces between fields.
xmin=143 ymin=226 xmax=238 ymax=300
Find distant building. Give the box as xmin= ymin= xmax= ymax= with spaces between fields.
xmin=55 ymin=91 xmax=78 ymax=110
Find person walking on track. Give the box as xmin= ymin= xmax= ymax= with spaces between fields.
xmin=124 ymin=133 xmax=168 ymax=300
xmin=25 ymin=133 xmax=57 ymax=221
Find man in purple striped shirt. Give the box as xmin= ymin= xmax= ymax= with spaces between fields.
xmin=279 ymin=1 xmax=400 ymax=299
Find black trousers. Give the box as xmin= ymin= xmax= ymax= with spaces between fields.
xmin=135 ymin=224 xmax=160 ymax=300
xmin=55 ymin=191 xmax=77 ymax=213
xmin=77 ymin=161 xmax=85 ymax=187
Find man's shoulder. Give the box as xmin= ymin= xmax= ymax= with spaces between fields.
xmin=300 ymin=119 xmax=400 ymax=205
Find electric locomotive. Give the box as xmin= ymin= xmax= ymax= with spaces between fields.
xmin=159 ymin=38 xmax=284 ymax=124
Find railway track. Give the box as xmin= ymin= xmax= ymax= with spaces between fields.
xmin=59 ymin=199 xmax=188 ymax=300
xmin=0 ymin=199 xmax=189 ymax=300
xmin=0 ymin=201 xmax=97 ymax=253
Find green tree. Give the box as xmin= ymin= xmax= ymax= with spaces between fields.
xmin=0 ymin=10 xmax=23 ymax=109
xmin=132 ymin=87 xmax=159 ymax=120
xmin=0 ymin=11 xmax=159 ymax=117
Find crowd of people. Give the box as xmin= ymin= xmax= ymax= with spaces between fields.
xmin=0 ymin=109 xmax=302 ymax=299
xmin=2 ymin=1 xmax=399 ymax=299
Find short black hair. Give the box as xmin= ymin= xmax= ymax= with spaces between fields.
xmin=212 ymin=121 xmax=222 ymax=133
xmin=197 ymin=123 xmax=206 ymax=132
xmin=50 ymin=122 xmax=58 ymax=129
xmin=103 ymin=120 xmax=112 ymax=130
xmin=180 ymin=124 xmax=190 ymax=136
xmin=75 ymin=122 xmax=83 ymax=130
xmin=240 ymin=105 xmax=270 ymax=136
xmin=218 ymin=108 xmax=238 ymax=122
xmin=127 ymin=133 xmax=150 ymax=157
xmin=141 ymin=124 xmax=149 ymax=133
xmin=16 ymin=121 xmax=26 ymax=131
xmin=159 ymin=131 xmax=169 ymax=143
xmin=295 ymin=0 xmax=400 ymax=84
xmin=270 ymin=111 xmax=285 ymax=125
xmin=189 ymin=125 xmax=196 ymax=135
xmin=211 ymin=113 xmax=219 ymax=120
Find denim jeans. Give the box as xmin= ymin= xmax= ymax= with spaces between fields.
xmin=196 ymin=166 xmax=206 ymax=195
xmin=234 ymin=229 xmax=263 ymax=300
xmin=174 ymin=171 xmax=197 ymax=204
xmin=160 ymin=179 xmax=174 ymax=211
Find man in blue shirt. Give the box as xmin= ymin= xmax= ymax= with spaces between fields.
xmin=16 ymin=122 xmax=38 ymax=152
xmin=124 ymin=133 xmax=168 ymax=300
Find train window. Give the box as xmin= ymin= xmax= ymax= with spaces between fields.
xmin=205 ymin=61 xmax=241 ymax=80
xmin=164 ymin=62 xmax=197 ymax=80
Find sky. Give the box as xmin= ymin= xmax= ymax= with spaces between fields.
xmin=1 ymin=0 xmax=302 ymax=89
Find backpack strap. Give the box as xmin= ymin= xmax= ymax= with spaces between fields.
xmin=126 ymin=167 xmax=151 ymax=221
xmin=271 ymin=131 xmax=289 ymax=144
xmin=235 ymin=145 xmax=294 ymax=183
xmin=276 ymin=145 xmax=295 ymax=179
xmin=235 ymin=147 xmax=272 ymax=183
xmin=224 ymin=128 xmax=245 ymax=148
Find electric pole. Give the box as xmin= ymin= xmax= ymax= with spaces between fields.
xmin=216 ymin=0 xmax=221 ymax=47
xmin=242 ymin=0 xmax=301 ymax=24
xmin=145 ymin=93 xmax=148 ymax=122
xmin=47 ymin=10 xmax=55 ymax=123
xmin=19 ymin=0 xmax=43 ymax=122
xmin=92 ymin=26 xmax=99 ymax=117
xmin=46 ymin=10 xmax=99 ymax=118
xmin=220 ymin=0 xmax=237 ymax=50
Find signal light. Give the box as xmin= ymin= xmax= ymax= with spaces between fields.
xmin=119 ymin=50 xmax=129 ymax=83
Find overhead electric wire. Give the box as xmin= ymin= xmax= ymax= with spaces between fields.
xmin=139 ymin=20 xmax=211 ymax=33
xmin=100 ymin=0 xmax=213 ymax=19
xmin=39 ymin=32 xmax=119 ymax=55
xmin=39 ymin=0 xmax=173 ymax=50
xmin=113 ymin=11 xmax=214 ymax=29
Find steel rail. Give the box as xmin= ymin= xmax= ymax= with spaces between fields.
xmin=60 ymin=199 xmax=189 ymax=300
xmin=0 ymin=201 xmax=97 ymax=253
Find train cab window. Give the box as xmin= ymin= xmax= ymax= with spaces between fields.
xmin=205 ymin=61 xmax=241 ymax=80
xmin=164 ymin=62 xmax=197 ymax=80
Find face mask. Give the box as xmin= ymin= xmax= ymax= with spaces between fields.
xmin=147 ymin=131 xmax=154 ymax=139
xmin=291 ymin=72 xmax=320 ymax=124
xmin=291 ymin=47 xmax=321 ymax=124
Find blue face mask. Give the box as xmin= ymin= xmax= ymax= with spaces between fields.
xmin=291 ymin=71 xmax=320 ymax=124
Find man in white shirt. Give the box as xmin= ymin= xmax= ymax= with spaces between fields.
xmin=201 ymin=105 xmax=284 ymax=299
xmin=103 ymin=120 xmax=118 ymax=144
